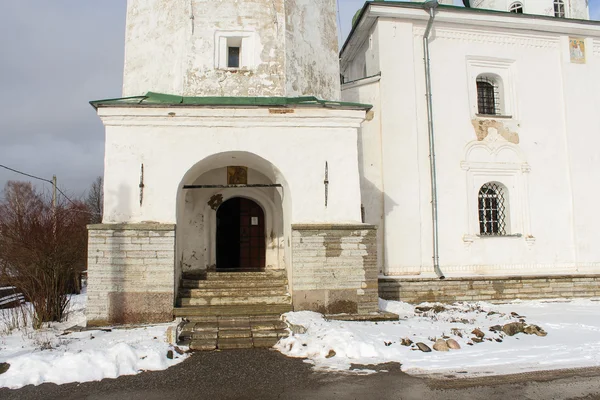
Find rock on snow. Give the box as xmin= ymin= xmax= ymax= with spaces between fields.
xmin=276 ymin=298 xmax=600 ymax=377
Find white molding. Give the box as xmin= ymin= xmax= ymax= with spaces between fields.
xmin=414 ymin=26 xmax=560 ymax=49
xmin=97 ymin=107 xmax=367 ymax=128
xmin=381 ymin=262 xmax=595 ymax=276
xmin=466 ymin=56 xmax=518 ymax=119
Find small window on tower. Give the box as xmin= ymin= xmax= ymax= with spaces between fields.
xmin=215 ymin=31 xmax=256 ymax=70
xmin=509 ymin=2 xmax=524 ymax=13
xmin=554 ymin=0 xmax=565 ymax=17
xmin=228 ymin=46 xmax=240 ymax=68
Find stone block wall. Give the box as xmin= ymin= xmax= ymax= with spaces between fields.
xmin=379 ymin=274 xmax=600 ymax=304
xmin=87 ymin=223 xmax=176 ymax=326
xmin=291 ymin=224 xmax=378 ymax=314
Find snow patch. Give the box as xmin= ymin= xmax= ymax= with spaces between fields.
xmin=276 ymin=298 xmax=600 ymax=377
xmin=0 ymin=293 xmax=188 ymax=389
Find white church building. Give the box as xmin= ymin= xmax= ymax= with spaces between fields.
xmin=87 ymin=0 xmax=600 ymax=329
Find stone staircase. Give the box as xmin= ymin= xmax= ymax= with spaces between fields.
xmin=174 ymin=270 xmax=292 ymax=351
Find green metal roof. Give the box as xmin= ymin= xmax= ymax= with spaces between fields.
xmin=90 ymin=92 xmax=372 ymax=110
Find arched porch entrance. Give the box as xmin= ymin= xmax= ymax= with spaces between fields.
xmin=216 ymin=197 xmax=266 ymax=270
xmin=175 ymin=151 xmax=292 ymax=282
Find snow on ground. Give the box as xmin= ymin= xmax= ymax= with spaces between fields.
xmin=0 ymin=293 xmax=188 ymax=389
xmin=276 ymin=298 xmax=600 ymax=377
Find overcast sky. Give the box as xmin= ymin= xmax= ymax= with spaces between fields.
xmin=0 ymin=1 xmax=598 ymax=199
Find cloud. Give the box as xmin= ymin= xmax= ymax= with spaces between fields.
xmin=0 ymin=0 xmax=597 ymax=199
xmin=0 ymin=2 xmax=125 ymax=197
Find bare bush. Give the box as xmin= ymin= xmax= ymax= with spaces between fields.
xmin=0 ymin=181 xmax=88 ymax=329
xmin=85 ymin=176 xmax=103 ymax=224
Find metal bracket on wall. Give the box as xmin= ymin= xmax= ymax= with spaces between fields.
xmin=139 ymin=164 xmax=145 ymax=206
xmin=324 ymin=161 xmax=329 ymax=207
xmin=189 ymin=0 xmax=195 ymax=35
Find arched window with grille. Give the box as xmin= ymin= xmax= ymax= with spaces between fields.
xmin=509 ymin=2 xmax=524 ymax=13
xmin=554 ymin=0 xmax=565 ymax=17
xmin=478 ymin=182 xmax=508 ymax=236
xmin=476 ymin=75 xmax=502 ymax=115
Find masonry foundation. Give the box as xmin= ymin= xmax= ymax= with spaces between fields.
xmin=86 ymin=223 xmax=176 ymax=326
xmin=291 ymin=224 xmax=379 ymax=314
xmin=379 ymin=274 xmax=600 ymax=303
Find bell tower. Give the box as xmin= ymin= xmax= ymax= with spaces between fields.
xmin=122 ymin=0 xmax=341 ymax=100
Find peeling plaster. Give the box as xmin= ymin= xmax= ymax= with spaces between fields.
xmin=208 ymin=194 xmax=224 ymax=210
xmin=472 ymin=118 xmax=520 ymax=144
xmin=123 ymin=0 xmax=341 ymax=99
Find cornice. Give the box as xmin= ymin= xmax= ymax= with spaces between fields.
xmin=413 ymin=26 xmax=559 ymax=48
xmin=97 ymin=107 xmax=367 ymax=128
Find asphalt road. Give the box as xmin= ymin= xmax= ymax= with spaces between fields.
xmin=1 ymin=349 xmax=600 ymax=400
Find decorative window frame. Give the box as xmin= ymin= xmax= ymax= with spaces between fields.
xmin=461 ymin=128 xmax=534 ymax=245
xmin=466 ymin=57 xmax=518 ymax=119
xmin=214 ymin=30 xmax=258 ymax=70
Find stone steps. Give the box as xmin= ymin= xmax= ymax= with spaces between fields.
xmin=175 ymin=270 xmax=291 ymax=350
xmin=174 ymin=304 xmax=293 ymax=318
xmin=179 ymin=288 xmax=288 ymax=298
xmin=181 ymin=279 xmax=287 ymax=289
xmin=205 ymin=270 xmax=287 ymax=280
xmin=178 ymin=314 xmax=289 ymax=351
xmin=177 ymin=295 xmax=291 ymax=307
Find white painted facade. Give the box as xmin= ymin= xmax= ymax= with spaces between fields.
xmin=341 ymin=3 xmax=600 ymax=277
xmin=98 ymin=106 xmax=366 ymax=295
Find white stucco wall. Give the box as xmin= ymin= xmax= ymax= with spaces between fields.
xmin=284 ymin=0 xmax=341 ymax=100
xmin=100 ymin=106 xmax=365 ymax=225
xmin=341 ymin=6 xmax=600 ymax=276
xmin=342 ymin=76 xmax=384 ymax=274
xmin=122 ymin=0 xmax=341 ymax=100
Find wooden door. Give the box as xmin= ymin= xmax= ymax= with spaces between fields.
xmin=216 ymin=197 xmax=265 ymax=270
xmin=239 ymin=198 xmax=265 ymax=270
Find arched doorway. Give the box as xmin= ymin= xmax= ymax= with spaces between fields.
xmin=216 ymin=197 xmax=266 ymax=270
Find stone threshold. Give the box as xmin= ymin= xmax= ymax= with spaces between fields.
xmin=325 ymin=311 xmax=399 ymax=322
xmin=292 ymin=223 xmax=377 ymax=231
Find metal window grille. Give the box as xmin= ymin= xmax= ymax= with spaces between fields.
xmin=476 ymin=77 xmax=501 ymax=115
xmin=554 ymin=0 xmax=565 ymax=17
xmin=509 ymin=2 xmax=524 ymax=13
xmin=478 ymin=183 xmax=507 ymax=236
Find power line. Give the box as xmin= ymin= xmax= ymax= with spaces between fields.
xmin=0 ymin=164 xmax=52 ymax=184
xmin=55 ymin=186 xmax=80 ymax=209
xmin=0 ymin=163 xmax=100 ymax=215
